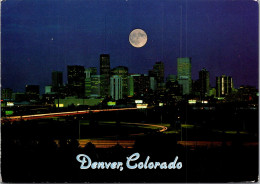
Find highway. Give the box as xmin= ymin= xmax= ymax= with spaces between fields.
xmin=75 ymin=139 xmax=258 ymax=149
xmin=1 ymin=107 xmax=138 ymax=122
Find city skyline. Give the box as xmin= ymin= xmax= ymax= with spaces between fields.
xmin=2 ymin=0 xmax=258 ymax=93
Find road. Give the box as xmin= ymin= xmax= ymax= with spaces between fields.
xmin=74 ymin=139 xmax=258 ymax=149
xmin=1 ymin=107 xmax=138 ymax=122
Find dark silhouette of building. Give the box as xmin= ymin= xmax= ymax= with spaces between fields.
xmin=67 ymin=65 xmax=85 ymax=98
xmin=130 ymin=74 xmax=150 ymax=97
xmin=100 ymin=54 xmax=110 ymax=97
xmin=216 ymin=75 xmax=233 ymax=97
xmin=25 ymin=85 xmax=40 ymax=101
xmin=192 ymin=79 xmax=200 ymax=96
xmin=236 ymin=85 xmax=258 ymax=102
xmin=111 ymin=66 xmax=128 ymax=97
xmin=166 ymin=77 xmax=182 ymax=103
xmin=199 ymin=68 xmax=210 ymax=97
xmin=52 ymin=71 xmax=63 ymax=92
xmin=1 ymin=88 xmax=13 ymax=100
xmin=149 ymin=61 xmax=164 ymax=91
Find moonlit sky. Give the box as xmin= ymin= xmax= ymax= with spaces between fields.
xmin=2 ymin=0 xmax=258 ymax=93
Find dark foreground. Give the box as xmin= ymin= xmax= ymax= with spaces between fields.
xmin=1 ymin=104 xmax=259 ymax=182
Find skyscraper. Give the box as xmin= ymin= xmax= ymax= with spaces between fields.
xmin=199 ymin=68 xmax=210 ymax=97
xmin=90 ymin=75 xmax=104 ymax=98
xmin=67 ymin=65 xmax=85 ymax=98
xmin=129 ymin=74 xmax=150 ymax=97
xmin=110 ymin=75 xmax=123 ymax=100
xmin=85 ymin=67 xmax=99 ymax=97
xmin=177 ymin=57 xmax=192 ymax=95
xmin=52 ymin=71 xmax=63 ymax=92
xmin=149 ymin=61 xmax=164 ymax=91
xmin=111 ymin=66 xmax=128 ymax=97
xmin=100 ymin=54 xmax=110 ymax=97
xmin=216 ymin=75 xmax=233 ymax=97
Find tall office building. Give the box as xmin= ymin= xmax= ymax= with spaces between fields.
xmin=177 ymin=57 xmax=192 ymax=95
xmin=90 ymin=75 xmax=104 ymax=98
xmin=100 ymin=54 xmax=110 ymax=97
xmin=85 ymin=67 xmax=98 ymax=97
xmin=110 ymin=75 xmax=123 ymax=100
xmin=129 ymin=74 xmax=150 ymax=97
xmin=150 ymin=77 xmax=156 ymax=91
xmin=52 ymin=71 xmax=63 ymax=90
xmin=199 ymin=68 xmax=210 ymax=97
xmin=149 ymin=61 xmax=164 ymax=90
xmin=67 ymin=65 xmax=85 ymax=97
xmin=111 ymin=66 xmax=128 ymax=97
xmin=128 ymin=75 xmax=134 ymax=97
xmin=216 ymin=75 xmax=233 ymax=97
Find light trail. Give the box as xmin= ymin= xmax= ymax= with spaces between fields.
xmin=76 ymin=139 xmax=135 ymax=148
xmin=1 ymin=107 xmax=138 ymax=122
xmin=121 ymin=122 xmax=168 ymax=133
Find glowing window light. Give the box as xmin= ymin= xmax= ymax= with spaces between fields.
xmin=7 ymin=102 xmax=14 ymax=106
xmin=136 ymin=104 xmax=148 ymax=109
xmin=135 ymin=100 xmax=143 ymax=104
xmin=56 ymin=104 xmax=64 ymax=107
xmin=188 ymin=100 xmax=196 ymax=104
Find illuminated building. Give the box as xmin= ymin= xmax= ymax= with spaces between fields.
xmin=216 ymin=75 xmax=233 ymax=97
xmin=177 ymin=57 xmax=192 ymax=95
xmin=209 ymin=88 xmax=216 ymax=97
xmin=150 ymin=77 xmax=156 ymax=91
xmin=111 ymin=66 xmax=128 ymax=97
xmin=45 ymin=86 xmax=52 ymax=94
xmin=85 ymin=67 xmax=98 ymax=97
xmin=67 ymin=65 xmax=85 ymax=98
xmin=100 ymin=54 xmax=110 ymax=97
xmin=52 ymin=71 xmax=63 ymax=92
xmin=166 ymin=75 xmax=177 ymax=83
xmin=110 ymin=75 xmax=123 ymax=100
xmin=90 ymin=75 xmax=104 ymax=98
xmin=54 ymin=97 xmax=103 ymax=107
xmin=128 ymin=75 xmax=134 ymax=97
xmin=199 ymin=68 xmax=210 ymax=97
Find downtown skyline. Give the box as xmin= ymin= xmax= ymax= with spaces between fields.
xmin=2 ymin=0 xmax=258 ymax=93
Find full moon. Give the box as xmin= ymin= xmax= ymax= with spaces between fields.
xmin=129 ymin=29 xmax=148 ymax=48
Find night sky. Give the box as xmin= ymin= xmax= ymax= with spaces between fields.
xmin=2 ymin=0 xmax=258 ymax=93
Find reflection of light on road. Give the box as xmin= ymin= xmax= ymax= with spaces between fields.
xmin=1 ymin=108 xmax=138 ymax=122
xmin=75 ymin=140 xmax=258 ymax=149
xmin=77 ymin=139 xmax=135 ymax=148
xmin=122 ymin=122 xmax=168 ymax=133
xmin=177 ymin=141 xmax=258 ymax=148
